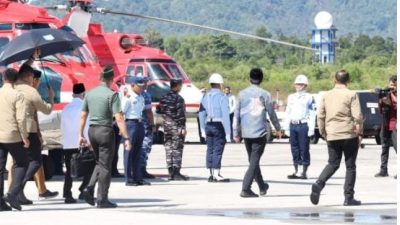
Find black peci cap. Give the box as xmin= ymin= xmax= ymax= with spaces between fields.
xmin=73 ymin=83 xmax=85 ymax=94
xmin=33 ymin=70 xmax=42 ymax=79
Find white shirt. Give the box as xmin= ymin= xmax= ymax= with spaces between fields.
xmin=61 ymin=98 xmax=89 ymax=149
xmin=226 ymin=94 xmax=236 ymax=114
xmin=122 ymin=91 xmax=145 ymax=119
xmin=284 ymin=91 xmax=316 ymax=136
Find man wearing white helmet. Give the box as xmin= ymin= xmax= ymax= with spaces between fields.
xmin=284 ymin=74 xmax=316 ymax=179
xmin=199 ymin=73 xmax=231 ymax=182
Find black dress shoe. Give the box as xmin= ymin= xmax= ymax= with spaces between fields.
xmin=287 ymin=173 xmax=301 ymax=179
xmin=0 ymin=200 xmax=12 ymax=211
xmin=81 ymin=189 xmax=95 ymax=206
xmin=17 ymin=192 xmax=33 ymax=205
xmin=240 ymin=190 xmax=259 ymax=198
xmin=39 ymin=190 xmax=59 ymax=199
xmin=344 ymin=198 xmax=361 ymax=206
xmin=300 ymin=173 xmax=308 ymax=179
xmin=137 ymin=180 xmax=151 ymax=186
xmin=143 ymin=171 xmax=156 ymax=179
xmin=97 ymin=200 xmax=118 ymax=208
xmin=125 ymin=181 xmax=138 ymax=186
xmin=78 ymin=193 xmax=84 ymax=200
xmin=259 ymin=183 xmax=269 ymax=196
xmin=374 ymin=171 xmax=389 ymax=177
xmin=3 ymin=194 xmax=21 ymax=211
xmin=208 ymin=176 xmax=216 ymax=182
xmin=310 ymin=183 xmax=322 ymax=205
xmin=64 ymin=197 xmax=77 ymax=204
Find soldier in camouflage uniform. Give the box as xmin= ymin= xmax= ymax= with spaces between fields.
xmin=159 ymin=79 xmax=189 ymax=181
xmin=140 ymin=78 xmax=156 ymax=179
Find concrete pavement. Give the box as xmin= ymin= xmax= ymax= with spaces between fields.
xmin=1 ymin=122 xmax=397 ymax=224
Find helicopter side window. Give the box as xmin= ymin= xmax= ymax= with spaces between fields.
xmin=15 ymin=23 xmax=50 ymax=30
xmin=136 ymin=66 xmax=144 ymax=76
xmin=0 ymin=24 xmax=12 ymax=31
xmin=147 ymin=63 xmax=170 ymax=80
xmin=0 ymin=37 xmax=9 ymax=49
xmin=126 ymin=66 xmax=135 ymax=76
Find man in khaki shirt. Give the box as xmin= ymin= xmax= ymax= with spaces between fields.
xmin=0 ymin=68 xmax=30 ymax=211
xmin=14 ymin=64 xmax=54 ymax=203
xmin=310 ymin=70 xmax=363 ymax=206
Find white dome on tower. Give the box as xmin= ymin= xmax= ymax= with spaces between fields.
xmin=314 ymin=11 xmax=333 ymax=29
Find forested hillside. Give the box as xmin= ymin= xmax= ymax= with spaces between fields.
xmin=34 ymin=0 xmax=396 ymax=38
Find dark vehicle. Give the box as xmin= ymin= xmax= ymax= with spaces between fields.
xmin=357 ymin=92 xmax=382 ymax=144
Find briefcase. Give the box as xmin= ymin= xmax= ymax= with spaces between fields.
xmin=71 ymin=146 xmax=96 ymax=178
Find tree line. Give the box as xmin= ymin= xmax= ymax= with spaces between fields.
xmin=144 ymin=26 xmax=396 ymax=99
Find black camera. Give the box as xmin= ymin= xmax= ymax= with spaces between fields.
xmin=375 ymin=88 xmax=391 ymax=98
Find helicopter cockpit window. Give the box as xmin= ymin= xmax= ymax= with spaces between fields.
xmin=61 ymin=48 xmax=86 ymax=63
xmin=126 ymin=66 xmax=135 ymax=76
xmin=36 ymin=67 xmax=62 ymax=104
xmin=15 ymin=23 xmax=50 ymax=30
xmin=163 ymin=64 xmax=185 ymax=79
xmin=136 ymin=66 xmax=144 ymax=76
xmin=147 ymin=63 xmax=169 ymax=80
xmin=0 ymin=37 xmax=9 ymax=49
xmin=0 ymin=24 xmax=12 ymax=31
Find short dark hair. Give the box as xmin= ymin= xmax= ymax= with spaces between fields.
xmin=335 ymin=69 xmax=350 ymax=84
xmin=18 ymin=64 xmax=34 ymax=79
xmin=250 ymin=68 xmax=263 ymax=84
xmin=225 ymin=86 xmax=231 ymax=90
xmin=3 ymin=68 xmax=19 ymax=82
xmin=170 ymin=79 xmax=182 ymax=89
xmin=389 ymin=75 xmax=397 ymax=83
xmin=100 ymin=65 xmax=114 ymax=81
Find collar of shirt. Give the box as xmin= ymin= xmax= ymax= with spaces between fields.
xmin=15 ymin=79 xmax=31 ymax=86
xmin=295 ymin=91 xmax=306 ymax=97
xmin=2 ymin=83 xmax=13 ymax=89
xmin=334 ymin=84 xmax=348 ymax=89
xmin=100 ymin=82 xmax=109 ymax=88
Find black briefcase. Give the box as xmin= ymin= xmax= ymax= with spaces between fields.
xmin=71 ymin=146 xmax=96 ymax=178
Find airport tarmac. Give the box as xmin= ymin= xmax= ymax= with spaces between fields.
xmin=1 ymin=122 xmax=397 ymax=224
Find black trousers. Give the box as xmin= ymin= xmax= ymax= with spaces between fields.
xmin=0 ymin=142 xmax=28 ymax=196
xmin=88 ymin=125 xmax=115 ymax=201
xmin=63 ymin=149 xmax=91 ymax=198
xmin=22 ymin=133 xmax=42 ymax=185
xmin=112 ymin=122 xmax=121 ymax=175
xmin=242 ymin=136 xmax=267 ymax=191
xmin=379 ymin=128 xmax=397 ymax=171
xmin=316 ymin=137 xmax=359 ymax=200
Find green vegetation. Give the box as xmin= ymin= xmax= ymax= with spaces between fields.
xmin=145 ymin=28 xmax=396 ymax=98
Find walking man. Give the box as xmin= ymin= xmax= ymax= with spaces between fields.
xmin=0 ymin=68 xmax=29 ymax=211
xmin=285 ymin=74 xmax=316 ymax=179
xmin=61 ymin=83 xmax=92 ymax=204
xmin=199 ymin=73 xmax=231 ymax=182
xmin=224 ymin=86 xmax=236 ymax=142
xmin=159 ymin=79 xmax=189 ymax=180
xmin=310 ymin=69 xmax=363 ymax=206
xmin=234 ymin=68 xmax=282 ymax=197
xmin=374 ymin=75 xmax=397 ymax=178
xmin=122 ymin=76 xmax=149 ymax=186
xmin=79 ymin=66 xmax=131 ymax=208
xmin=15 ymin=64 xmax=54 ymax=204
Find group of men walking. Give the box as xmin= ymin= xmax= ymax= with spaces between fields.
xmin=0 ymin=57 xmax=396 ymax=210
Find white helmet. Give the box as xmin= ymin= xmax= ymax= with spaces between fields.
xmin=209 ymin=73 xmax=224 ymax=84
xmin=294 ymin=74 xmax=309 ymax=85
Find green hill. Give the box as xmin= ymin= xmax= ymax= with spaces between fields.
xmin=34 ymin=0 xmax=396 ymax=38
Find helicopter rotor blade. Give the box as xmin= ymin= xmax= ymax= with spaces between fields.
xmin=95 ymin=8 xmax=314 ymax=51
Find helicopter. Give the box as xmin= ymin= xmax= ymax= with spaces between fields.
xmin=44 ymin=0 xmax=313 ymax=142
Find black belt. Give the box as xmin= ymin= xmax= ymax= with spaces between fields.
xmin=290 ymin=120 xmax=307 ymax=125
xmin=125 ymin=119 xmax=142 ymax=122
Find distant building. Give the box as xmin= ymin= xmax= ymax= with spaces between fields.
xmin=311 ymin=11 xmax=337 ymax=64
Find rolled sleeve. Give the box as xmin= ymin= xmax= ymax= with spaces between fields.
xmin=32 ymin=91 xmax=52 ymax=115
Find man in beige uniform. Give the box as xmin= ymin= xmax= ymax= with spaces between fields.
xmin=0 ymin=68 xmax=30 ymax=211
xmin=15 ymin=64 xmax=54 ymax=203
xmin=310 ymin=70 xmax=363 ymax=206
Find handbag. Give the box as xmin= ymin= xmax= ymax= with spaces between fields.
xmin=71 ymin=146 xmax=96 ymax=178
